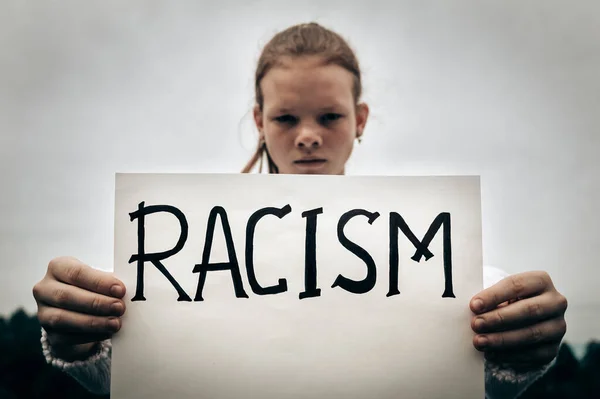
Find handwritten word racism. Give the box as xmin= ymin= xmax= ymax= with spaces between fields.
xmin=128 ymin=202 xmax=455 ymax=302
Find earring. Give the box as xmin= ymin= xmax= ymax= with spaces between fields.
xmin=357 ymin=132 xmax=363 ymax=144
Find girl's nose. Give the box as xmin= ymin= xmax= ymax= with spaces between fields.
xmin=295 ymin=126 xmax=323 ymax=149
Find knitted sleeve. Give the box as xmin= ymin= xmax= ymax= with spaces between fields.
xmin=40 ymin=327 xmax=112 ymax=395
xmin=484 ymin=357 xmax=553 ymax=399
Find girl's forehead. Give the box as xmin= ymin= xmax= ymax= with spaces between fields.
xmin=268 ymin=57 xmax=350 ymax=84
xmin=261 ymin=59 xmax=354 ymax=109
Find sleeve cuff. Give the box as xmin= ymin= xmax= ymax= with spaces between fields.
xmin=40 ymin=327 xmax=112 ymax=395
xmin=485 ymin=358 xmax=554 ymax=399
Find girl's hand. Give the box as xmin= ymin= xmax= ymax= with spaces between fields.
xmin=33 ymin=256 xmax=127 ymax=360
xmin=470 ymin=271 xmax=568 ymax=370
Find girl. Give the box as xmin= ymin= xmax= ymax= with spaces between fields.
xmin=33 ymin=22 xmax=568 ymax=398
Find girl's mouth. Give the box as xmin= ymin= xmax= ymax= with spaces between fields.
xmin=294 ymin=158 xmax=328 ymax=169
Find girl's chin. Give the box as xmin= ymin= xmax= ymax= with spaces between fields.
xmin=291 ymin=164 xmax=341 ymax=175
xmin=286 ymin=170 xmax=343 ymax=176
xmin=277 ymin=161 xmax=344 ymax=175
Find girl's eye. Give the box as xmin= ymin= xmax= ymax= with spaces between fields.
xmin=321 ymin=113 xmax=342 ymax=123
xmin=274 ymin=115 xmax=297 ymax=124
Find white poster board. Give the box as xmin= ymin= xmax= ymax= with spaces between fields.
xmin=112 ymin=174 xmax=484 ymax=398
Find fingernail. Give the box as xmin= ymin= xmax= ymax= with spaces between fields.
xmin=108 ymin=317 xmax=120 ymax=331
xmin=110 ymin=285 xmax=124 ymax=298
xmin=474 ymin=317 xmax=485 ymax=331
xmin=472 ymin=299 xmax=484 ymax=313
xmin=477 ymin=335 xmax=489 ymax=348
xmin=111 ymin=302 xmax=124 ymax=315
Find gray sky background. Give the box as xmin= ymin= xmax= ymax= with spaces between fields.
xmin=1 ymin=0 xmax=598 ymax=346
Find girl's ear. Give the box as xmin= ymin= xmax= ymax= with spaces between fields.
xmin=253 ymin=105 xmax=264 ymax=140
xmin=355 ymin=102 xmax=369 ymax=139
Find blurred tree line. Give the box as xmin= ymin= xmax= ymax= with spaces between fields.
xmin=1 ymin=309 xmax=598 ymax=398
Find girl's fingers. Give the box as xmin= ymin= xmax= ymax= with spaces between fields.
xmin=473 ymin=317 xmax=566 ymax=351
xmin=34 ymin=279 xmax=125 ymax=317
xmin=38 ymin=306 xmax=122 ymax=335
xmin=472 ymin=292 xmax=567 ymax=333
xmin=470 ymin=271 xmax=554 ymax=315
xmin=48 ymin=256 xmax=125 ymax=298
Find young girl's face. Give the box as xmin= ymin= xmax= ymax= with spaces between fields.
xmin=254 ymin=55 xmax=368 ymax=175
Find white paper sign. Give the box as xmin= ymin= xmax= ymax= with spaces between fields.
xmin=112 ymin=174 xmax=484 ymax=399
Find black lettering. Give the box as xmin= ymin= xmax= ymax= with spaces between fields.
xmin=128 ymin=202 xmax=192 ymax=302
xmin=245 ymin=205 xmax=292 ymax=295
xmin=193 ymin=206 xmax=249 ymax=301
xmin=332 ymin=209 xmax=380 ymax=294
xmin=388 ymin=212 xmax=455 ymax=298
xmin=299 ymin=208 xmax=323 ymax=299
